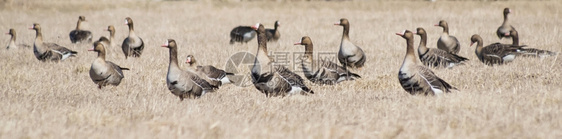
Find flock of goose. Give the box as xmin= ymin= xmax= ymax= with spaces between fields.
xmin=4 ymin=8 xmax=557 ymax=100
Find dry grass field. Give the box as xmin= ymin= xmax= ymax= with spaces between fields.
xmin=1 ymin=0 xmax=561 ymax=138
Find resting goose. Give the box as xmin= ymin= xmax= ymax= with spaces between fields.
xmin=265 ymin=20 xmax=281 ymax=42
xmin=506 ymin=30 xmax=556 ymax=57
xmin=229 ymin=25 xmax=256 ymax=44
xmin=335 ymin=18 xmax=366 ymax=69
xmin=122 ymin=17 xmax=144 ymax=59
xmin=435 ymin=20 xmax=461 ymax=54
xmin=163 ymin=39 xmax=216 ymax=100
xmin=89 ymin=39 xmax=129 ymax=89
xmin=105 ymin=25 xmax=116 ymax=47
xmin=69 ymin=16 xmax=93 ymax=44
xmin=186 ymin=54 xmax=235 ymax=87
xmin=414 ymin=27 xmax=468 ymax=68
xmin=294 ymin=36 xmax=361 ymax=85
xmin=250 ymin=23 xmax=313 ymax=97
xmin=497 ymin=8 xmax=516 ymax=40
xmin=470 ymin=34 xmax=522 ymax=65
xmin=30 ymin=23 xmax=77 ymax=62
xmin=6 ymin=28 xmax=31 ymax=49
xmin=397 ymin=30 xmax=455 ymax=95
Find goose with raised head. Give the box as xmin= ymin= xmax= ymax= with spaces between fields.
xmin=265 ymin=20 xmax=281 ymax=42
xmin=6 ymin=28 xmax=31 ymax=49
xmin=294 ymin=36 xmax=360 ymax=85
xmin=89 ymin=39 xmax=129 ymax=89
xmin=335 ymin=18 xmax=366 ymax=69
xmin=397 ymin=30 xmax=455 ymax=95
xmin=30 ymin=23 xmax=77 ymax=62
xmin=250 ymin=23 xmax=313 ymax=97
xmin=122 ymin=17 xmax=144 ymax=59
xmin=497 ymin=8 xmax=516 ymax=40
xmin=69 ymin=16 xmax=93 ymax=44
xmin=105 ymin=25 xmax=117 ymax=47
xmin=470 ymin=34 xmax=522 ymax=65
xmin=229 ymin=25 xmax=256 ymax=44
xmin=505 ymin=30 xmax=556 ymax=57
xmin=163 ymin=39 xmax=216 ymax=100
xmin=435 ymin=20 xmax=461 ymax=54
xmin=186 ymin=54 xmax=235 ymax=87
xmin=414 ymin=27 xmax=468 ymax=68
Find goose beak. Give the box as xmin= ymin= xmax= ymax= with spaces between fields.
xmin=395 ymin=33 xmax=403 ymax=36
xmin=5 ymin=32 xmax=9 ymax=35
xmin=470 ymin=42 xmax=474 ymax=47
xmin=251 ymin=23 xmax=260 ymax=30
xmin=504 ymin=32 xmax=510 ymax=36
xmin=28 ymin=26 xmax=34 ymax=30
xmin=434 ymin=24 xmax=439 ymax=26
xmin=294 ymin=42 xmax=301 ymax=45
xmin=161 ymin=41 xmax=169 ymax=47
xmin=88 ymin=47 xmax=95 ymax=51
xmin=334 ymin=22 xmax=340 ymax=25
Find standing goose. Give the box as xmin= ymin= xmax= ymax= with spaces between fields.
xmin=30 ymin=23 xmax=77 ymax=62
xmin=122 ymin=17 xmax=144 ymax=59
xmin=163 ymin=39 xmax=216 ymax=100
xmin=89 ymin=39 xmax=129 ymax=89
xmin=229 ymin=25 xmax=256 ymax=44
xmin=105 ymin=25 xmax=116 ymax=47
xmin=396 ymin=30 xmax=455 ymax=95
xmin=294 ymin=36 xmax=361 ymax=85
xmin=69 ymin=16 xmax=93 ymax=44
xmin=414 ymin=27 xmax=468 ymax=68
xmin=186 ymin=54 xmax=235 ymax=87
xmin=6 ymin=28 xmax=31 ymax=49
xmin=335 ymin=18 xmax=366 ymax=69
xmin=496 ymin=8 xmax=516 ymax=40
xmin=470 ymin=34 xmax=522 ymax=65
xmin=435 ymin=20 xmax=461 ymax=54
xmin=250 ymin=23 xmax=313 ymax=97
xmin=505 ymin=30 xmax=556 ymax=57
xmin=265 ymin=20 xmax=281 ymax=42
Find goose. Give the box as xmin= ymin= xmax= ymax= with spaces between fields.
xmin=496 ymin=8 xmax=516 ymax=40
xmin=265 ymin=20 xmax=280 ymax=42
xmin=162 ymin=39 xmax=216 ymax=100
xmin=69 ymin=16 xmax=93 ymax=44
xmin=396 ymin=30 xmax=455 ymax=95
xmin=470 ymin=34 xmax=522 ymax=65
xmin=122 ymin=17 xmax=144 ymax=59
xmin=6 ymin=28 xmax=31 ymax=49
xmin=335 ymin=18 xmax=366 ymax=69
xmin=435 ymin=20 xmax=461 ymax=54
xmin=250 ymin=23 xmax=313 ymax=97
xmin=30 ymin=23 xmax=77 ymax=62
xmin=505 ymin=30 xmax=556 ymax=57
xmin=294 ymin=36 xmax=361 ymax=85
xmin=105 ymin=25 xmax=116 ymax=47
xmin=89 ymin=39 xmax=129 ymax=89
xmin=185 ymin=54 xmax=235 ymax=87
xmin=414 ymin=27 xmax=468 ymax=68
xmin=229 ymin=25 xmax=256 ymax=44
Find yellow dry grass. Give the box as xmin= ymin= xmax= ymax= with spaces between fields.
xmin=1 ymin=0 xmax=561 ymax=138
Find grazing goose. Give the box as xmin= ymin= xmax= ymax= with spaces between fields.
xmin=470 ymin=34 xmax=522 ymax=65
xmin=6 ymin=28 xmax=31 ymax=49
xmin=229 ymin=25 xmax=256 ymax=44
xmin=89 ymin=40 xmax=129 ymax=89
xmin=335 ymin=18 xmax=366 ymax=69
xmin=414 ymin=27 xmax=468 ymax=68
xmin=435 ymin=20 xmax=461 ymax=54
xmin=122 ymin=17 xmax=144 ymax=59
xmin=497 ymin=8 xmax=516 ymax=40
xmin=186 ymin=54 xmax=235 ymax=87
xmin=505 ymin=30 xmax=556 ymax=57
xmin=69 ymin=16 xmax=93 ymax=43
xmin=294 ymin=36 xmax=361 ymax=85
xmin=250 ymin=23 xmax=313 ymax=97
xmin=397 ymin=30 xmax=455 ymax=95
xmin=265 ymin=20 xmax=281 ymax=42
xmin=163 ymin=39 xmax=216 ymax=100
xmin=30 ymin=23 xmax=77 ymax=62
xmin=105 ymin=25 xmax=116 ymax=47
